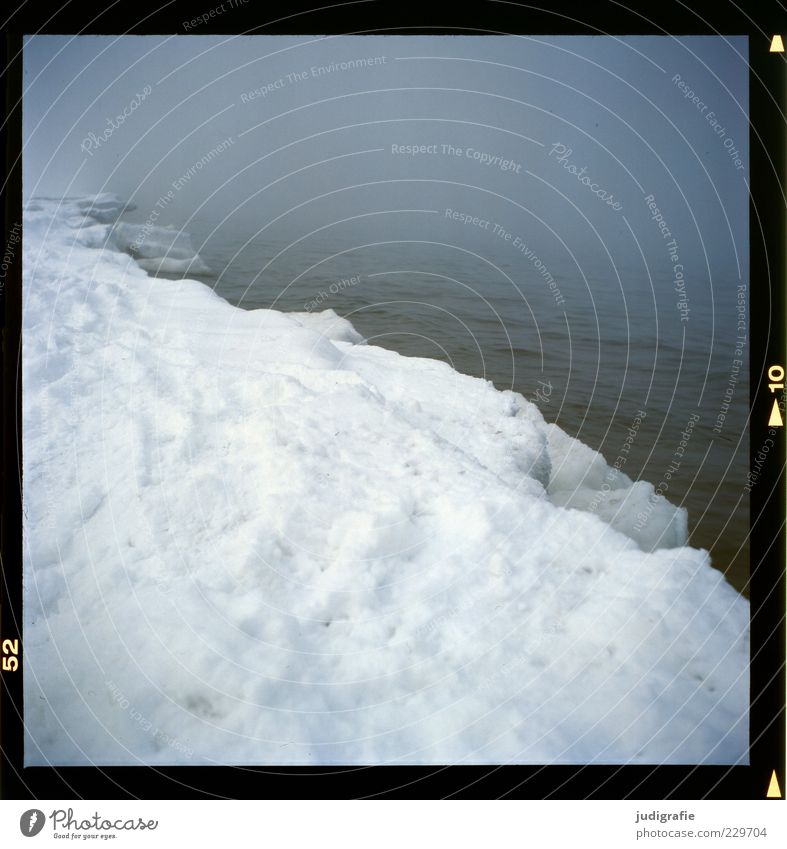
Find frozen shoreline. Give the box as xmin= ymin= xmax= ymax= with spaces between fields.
xmin=23 ymin=195 xmax=748 ymax=765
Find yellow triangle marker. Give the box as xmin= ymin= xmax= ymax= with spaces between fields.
xmin=770 ymin=35 xmax=784 ymax=52
xmin=768 ymin=399 xmax=783 ymax=427
xmin=767 ymin=770 xmax=782 ymax=797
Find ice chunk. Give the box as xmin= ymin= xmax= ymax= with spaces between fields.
xmin=73 ymin=193 xmax=134 ymax=222
xmin=288 ymin=308 xmax=366 ymax=344
xmin=545 ymin=423 xmax=689 ymax=550
xmin=110 ymin=221 xmax=211 ymax=274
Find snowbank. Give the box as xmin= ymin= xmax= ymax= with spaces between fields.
xmin=22 ymin=195 xmax=748 ymax=766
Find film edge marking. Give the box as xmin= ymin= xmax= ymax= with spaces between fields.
xmin=768 ymin=399 xmax=783 ymax=427
xmin=766 ymin=771 xmax=782 ymax=798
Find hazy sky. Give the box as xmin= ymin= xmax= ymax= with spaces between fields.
xmin=23 ymin=34 xmax=748 ymax=278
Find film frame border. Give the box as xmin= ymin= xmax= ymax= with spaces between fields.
xmin=0 ymin=0 xmax=783 ymax=800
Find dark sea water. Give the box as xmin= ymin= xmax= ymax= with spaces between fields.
xmin=142 ymin=215 xmax=749 ymax=596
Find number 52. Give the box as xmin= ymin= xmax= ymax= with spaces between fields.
xmin=2 ymin=639 xmax=19 ymax=672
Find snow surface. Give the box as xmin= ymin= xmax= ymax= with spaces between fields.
xmin=23 ymin=195 xmax=748 ymax=766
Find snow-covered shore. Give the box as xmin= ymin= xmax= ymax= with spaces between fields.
xmin=23 ymin=195 xmax=748 ymax=765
